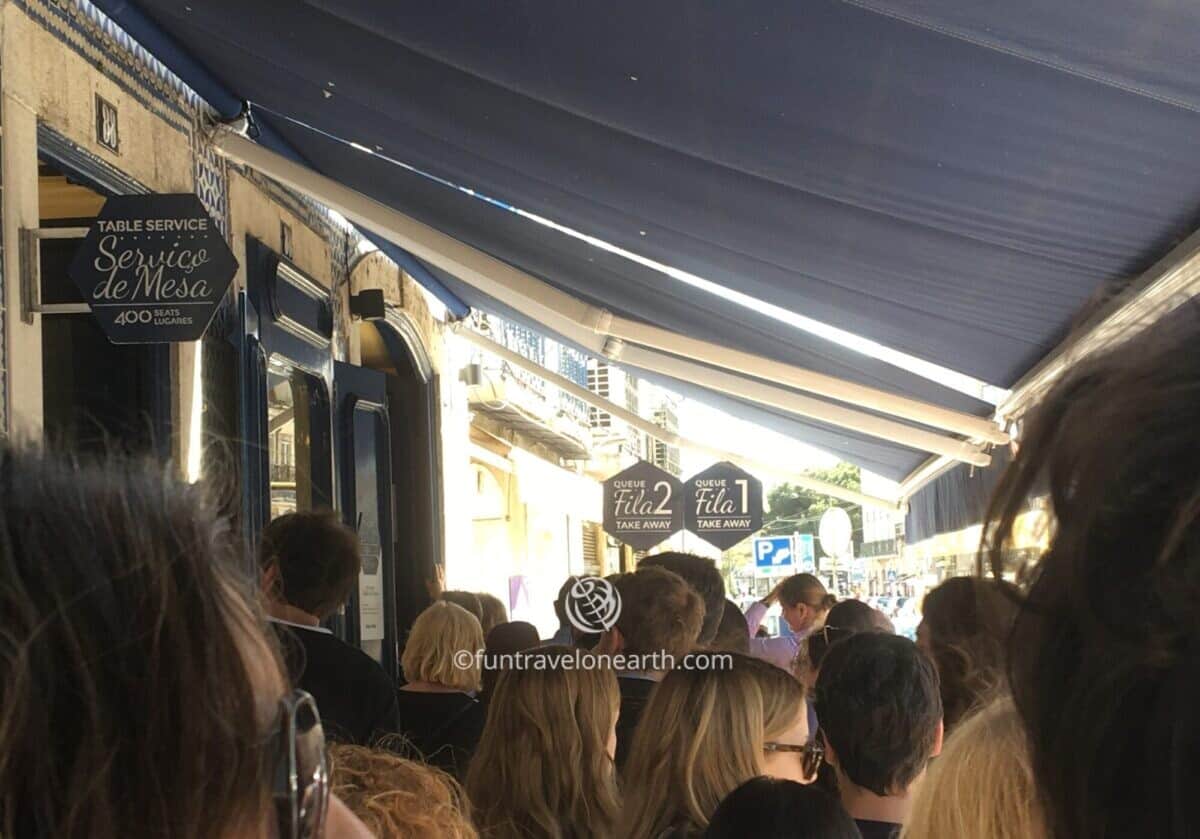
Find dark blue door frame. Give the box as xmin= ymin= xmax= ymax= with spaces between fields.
xmin=240 ymin=237 xmax=335 ymax=551
xmin=335 ymin=360 xmax=398 ymax=677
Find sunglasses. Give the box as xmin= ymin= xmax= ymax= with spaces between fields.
xmin=271 ymin=689 xmax=330 ymax=839
xmin=763 ymin=736 xmax=825 ymax=780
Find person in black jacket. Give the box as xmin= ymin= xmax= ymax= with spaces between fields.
xmin=259 ymin=510 xmax=400 ymax=746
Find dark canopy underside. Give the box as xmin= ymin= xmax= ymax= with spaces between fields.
xmin=95 ymin=0 xmax=1200 ymax=480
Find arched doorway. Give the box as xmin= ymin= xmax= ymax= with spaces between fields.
xmin=354 ymin=312 xmax=444 ymax=642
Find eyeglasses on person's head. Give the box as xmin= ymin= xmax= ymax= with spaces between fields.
xmin=270 ymin=689 xmax=329 ymax=839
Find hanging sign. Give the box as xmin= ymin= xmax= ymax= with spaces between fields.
xmin=684 ymin=461 xmax=764 ymax=550
xmin=68 ymin=193 xmax=238 ymax=344
xmin=602 ymin=460 xmax=684 ymax=551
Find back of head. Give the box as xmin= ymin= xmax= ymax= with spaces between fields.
xmin=553 ymin=575 xmax=580 ymax=627
xmin=402 ymin=601 xmax=484 ymax=692
xmin=704 ymin=777 xmax=860 ymax=839
xmin=825 ymin=598 xmax=887 ymax=634
xmin=711 ymin=599 xmax=751 ymax=654
xmin=614 ymin=565 xmax=704 ymax=659
xmin=0 ymin=447 xmax=277 ymax=839
xmin=551 ymin=575 xmax=604 ymax=647
xmin=485 ymin=621 xmax=541 ymax=656
xmin=475 ymin=592 xmax=508 ymax=635
xmin=621 ymin=653 xmax=766 ymax=839
xmin=982 ymin=306 xmax=1200 ymax=839
xmin=330 ymin=742 xmax=478 ymax=839
xmin=467 ymin=647 xmax=620 ymax=839
xmin=802 ymin=600 xmax=890 ymax=683
xmin=481 ymin=620 xmax=541 ymax=698
xmin=259 ymin=509 xmax=360 ymax=619
xmin=900 ymin=698 xmax=1046 ymax=839
xmin=640 ymin=552 xmax=727 ymax=645
xmin=778 ymin=573 xmax=832 ymax=611
xmin=442 ymin=590 xmax=483 ymax=623
xmin=920 ymin=577 xmax=1019 ymax=729
xmin=814 ymin=633 xmax=942 ymax=797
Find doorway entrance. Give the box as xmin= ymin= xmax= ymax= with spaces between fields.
xmin=37 ymin=158 xmax=170 ymax=456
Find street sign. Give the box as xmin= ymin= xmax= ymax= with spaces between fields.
xmin=753 ymin=535 xmax=795 ymax=577
xmin=602 ymin=460 xmax=684 ymax=551
xmin=796 ymin=532 xmax=816 ymax=572
xmin=684 ymin=461 xmax=764 ymax=550
xmin=68 ymin=193 xmax=238 ymax=344
xmin=818 ymin=506 xmax=853 ymax=559
xmin=851 ymin=557 xmax=867 ymax=586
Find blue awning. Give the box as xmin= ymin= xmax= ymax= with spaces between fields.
xmin=92 ymin=0 xmax=1200 ymax=480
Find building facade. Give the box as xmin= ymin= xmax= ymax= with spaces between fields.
xmin=0 ymin=0 xmax=452 ymax=673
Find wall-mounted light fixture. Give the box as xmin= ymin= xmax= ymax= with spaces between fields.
xmin=349 ymin=288 xmax=385 ymax=320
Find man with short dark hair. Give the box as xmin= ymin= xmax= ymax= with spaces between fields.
xmin=260 ymin=510 xmax=399 ymax=746
xmin=597 ymin=565 xmax=704 ymax=769
xmin=640 ymin=552 xmax=726 ymax=646
xmin=545 ymin=575 xmax=581 ymax=646
xmin=814 ymin=633 xmax=944 ymax=838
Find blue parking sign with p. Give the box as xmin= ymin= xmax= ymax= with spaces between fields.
xmin=754 ymin=536 xmax=795 ymax=572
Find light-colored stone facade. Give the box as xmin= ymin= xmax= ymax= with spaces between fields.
xmin=0 ymin=0 xmax=444 ymax=481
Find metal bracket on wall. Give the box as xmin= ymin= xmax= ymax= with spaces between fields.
xmin=18 ymin=226 xmax=92 ymax=323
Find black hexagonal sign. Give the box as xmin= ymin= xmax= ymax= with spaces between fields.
xmin=684 ymin=461 xmax=764 ymax=550
xmin=68 ymin=194 xmax=238 ymax=344
xmin=603 ymin=460 xmax=684 ymax=551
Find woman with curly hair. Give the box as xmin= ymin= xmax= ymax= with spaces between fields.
xmin=330 ymin=743 xmax=478 ymax=838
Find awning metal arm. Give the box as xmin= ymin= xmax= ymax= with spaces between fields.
xmin=456 ymin=326 xmax=902 ymax=511
xmin=212 ymin=129 xmax=992 ymax=466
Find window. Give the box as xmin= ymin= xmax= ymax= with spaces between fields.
xmin=268 ymin=357 xmax=322 ymax=518
xmin=587 ymin=360 xmax=613 ymax=429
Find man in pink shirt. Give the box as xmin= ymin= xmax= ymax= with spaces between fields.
xmin=745 ymin=573 xmax=836 ymax=671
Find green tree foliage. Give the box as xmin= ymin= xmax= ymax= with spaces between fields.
xmin=762 ymin=463 xmax=863 ymax=557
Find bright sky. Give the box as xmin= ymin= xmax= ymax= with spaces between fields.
xmin=676 ymin=396 xmax=840 ymax=495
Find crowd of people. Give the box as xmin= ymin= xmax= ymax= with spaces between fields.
xmin=2 ymin=311 xmax=1199 ymax=838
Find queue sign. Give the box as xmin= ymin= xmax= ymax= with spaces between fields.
xmin=68 ymin=194 xmax=238 ymax=344
xmin=602 ymin=460 xmax=684 ymax=551
xmin=684 ymin=461 xmax=764 ymax=550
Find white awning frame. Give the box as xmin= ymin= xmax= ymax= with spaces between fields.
xmin=899 ymin=223 xmax=1200 ymax=501
xmin=214 ymin=129 xmax=998 ymax=468
xmin=456 ymin=327 xmax=901 ymax=511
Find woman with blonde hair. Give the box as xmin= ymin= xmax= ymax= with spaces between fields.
xmin=743 ymin=657 xmax=822 ymax=785
xmin=467 ymin=646 xmax=621 ymax=838
xmin=620 ymin=653 xmax=768 ymax=839
xmin=329 ymin=742 xmax=478 ymax=838
xmin=900 ymin=697 xmax=1046 ymax=839
xmin=398 ymin=600 xmax=486 ymax=778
